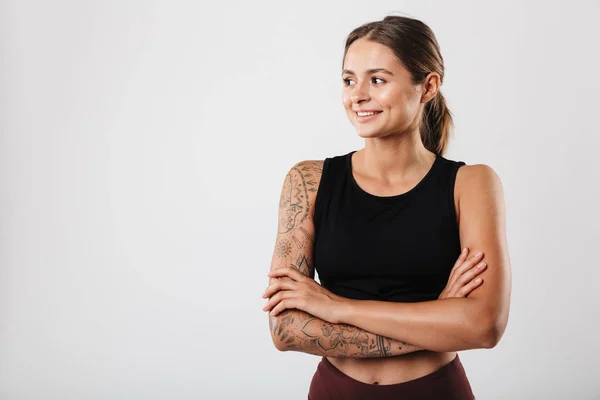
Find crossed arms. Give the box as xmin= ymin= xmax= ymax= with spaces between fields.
xmin=264 ymin=160 xmax=511 ymax=357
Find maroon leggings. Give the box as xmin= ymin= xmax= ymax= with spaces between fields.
xmin=308 ymin=354 xmax=475 ymax=400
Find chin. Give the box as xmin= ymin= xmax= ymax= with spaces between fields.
xmin=355 ymin=128 xmax=386 ymax=139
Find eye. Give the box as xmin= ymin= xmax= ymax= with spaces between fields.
xmin=342 ymin=77 xmax=385 ymax=86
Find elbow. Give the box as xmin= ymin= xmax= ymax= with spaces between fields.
xmin=268 ymin=315 xmax=288 ymax=352
xmin=272 ymin=340 xmax=286 ymax=352
xmin=271 ymin=336 xmax=287 ymax=352
xmin=469 ymin=301 xmax=508 ymax=349
xmin=477 ymin=313 xmax=508 ymax=349
xmin=480 ymin=324 xmax=502 ymax=349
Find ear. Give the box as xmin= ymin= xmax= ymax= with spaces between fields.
xmin=421 ymin=72 xmax=441 ymax=103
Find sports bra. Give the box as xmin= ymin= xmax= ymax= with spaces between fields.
xmin=313 ymin=150 xmax=466 ymax=302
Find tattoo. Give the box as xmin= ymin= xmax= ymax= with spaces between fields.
xmin=270 ymin=310 xmax=399 ymax=358
xmin=377 ymin=335 xmax=391 ymax=357
xmin=270 ymin=310 xmax=313 ymax=347
xmin=273 ymin=161 xmax=323 ymax=279
xmin=277 ymin=161 xmax=323 ymax=235
xmin=269 ymin=160 xmax=422 ymax=358
xmin=274 ymin=238 xmax=292 ymax=258
xmin=301 ymin=320 xmax=392 ymax=357
xmin=291 ymin=254 xmax=312 ymax=277
xmin=278 ymin=173 xmax=305 ymax=234
xmin=298 ymin=226 xmax=313 ymax=242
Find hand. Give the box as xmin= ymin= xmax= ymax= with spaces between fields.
xmin=438 ymin=248 xmax=486 ymax=300
xmin=262 ymin=267 xmax=346 ymax=323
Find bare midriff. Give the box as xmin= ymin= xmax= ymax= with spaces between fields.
xmin=327 ymin=350 xmax=457 ymax=385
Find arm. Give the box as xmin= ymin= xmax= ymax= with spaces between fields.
xmin=267 ymin=160 xmax=425 ymax=357
xmin=339 ymin=165 xmax=512 ymax=352
xmin=270 ymin=308 xmax=422 ymax=357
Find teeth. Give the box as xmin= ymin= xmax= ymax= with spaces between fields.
xmin=357 ymin=111 xmax=378 ymax=116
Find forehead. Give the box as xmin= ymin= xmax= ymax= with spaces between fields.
xmin=343 ymin=39 xmax=403 ymax=73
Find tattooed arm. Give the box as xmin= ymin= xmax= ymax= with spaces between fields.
xmin=269 ymin=308 xmax=423 ymax=358
xmin=267 ymin=160 xmax=425 ymax=358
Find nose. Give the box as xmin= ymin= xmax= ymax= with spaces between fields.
xmin=350 ymin=80 xmax=370 ymax=104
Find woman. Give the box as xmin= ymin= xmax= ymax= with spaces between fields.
xmin=262 ymin=15 xmax=511 ymax=399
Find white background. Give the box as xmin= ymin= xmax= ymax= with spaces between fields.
xmin=1 ymin=0 xmax=599 ymax=399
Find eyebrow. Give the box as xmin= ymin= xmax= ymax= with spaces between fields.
xmin=341 ymin=68 xmax=395 ymax=77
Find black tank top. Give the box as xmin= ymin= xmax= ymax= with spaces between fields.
xmin=313 ymin=150 xmax=466 ymax=303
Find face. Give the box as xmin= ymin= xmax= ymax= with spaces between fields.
xmin=341 ymin=38 xmax=438 ymax=139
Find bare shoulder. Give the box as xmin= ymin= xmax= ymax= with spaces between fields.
xmin=280 ymin=160 xmax=325 ymax=225
xmin=455 ymin=163 xmax=503 ymax=193
xmin=291 ymin=159 xmax=325 ymax=184
xmin=455 ymin=163 xmax=505 ymax=220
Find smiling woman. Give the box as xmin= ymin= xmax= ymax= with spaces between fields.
xmin=262 ymin=14 xmax=510 ymax=400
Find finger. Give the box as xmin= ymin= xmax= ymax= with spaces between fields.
xmin=457 ymin=277 xmax=484 ymax=297
xmin=452 ymin=248 xmax=469 ymax=270
xmin=448 ymin=248 xmax=469 ymax=282
xmin=268 ymin=266 xmax=305 ymax=279
xmin=456 ymin=253 xmax=486 ymax=282
xmin=262 ymin=278 xmax=296 ymax=298
xmin=270 ymin=299 xmax=293 ymax=317
xmin=447 ymin=249 xmax=477 ymax=290
xmin=455 ymin=261 xmax=487 ymax=288
xmin=263 ymin=291 xmax=288 ymax=312
xmin=450 ymin=251 xmax=485 ymax=284
xmin=268 ymin=267 xmax=307 ymax=282
xmin=262 ymin=282 xmax=293 ymax=299
xmin=450 ymin=260 xmax=486 ymax=295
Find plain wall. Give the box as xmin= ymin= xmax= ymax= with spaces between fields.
xmin=1 ymin=0 xmax=599 ymax=398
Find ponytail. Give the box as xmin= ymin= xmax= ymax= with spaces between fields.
xmin=421 ymin=90 xmax=453 ymax=156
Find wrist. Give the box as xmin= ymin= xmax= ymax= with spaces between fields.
xmin=335 ymin=297 xmax=354 ymax=324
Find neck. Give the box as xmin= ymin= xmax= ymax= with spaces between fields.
xmin=358 ymin=132 xmax=435 ymax=180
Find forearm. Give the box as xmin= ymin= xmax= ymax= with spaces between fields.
xmin=269 ymin=309 xmax=424 ymax=358
xmin=340 ymin=297 xmax=495 ymax=352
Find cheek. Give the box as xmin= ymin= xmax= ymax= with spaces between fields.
xmin=378 ymin=90 xmax=413 ymax=115
xmin=376 ymin=89 xmax=401 ymax=108
xmin=341 ymin=92 xmax=352 ymax=109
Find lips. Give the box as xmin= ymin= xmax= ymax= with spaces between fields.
xmin=355 ymin=111 xmax=382 ymax=115
xmin=355 ymin=111 xmax=382 ymax=122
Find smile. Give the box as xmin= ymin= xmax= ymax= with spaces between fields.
xmin=355 ymin=111 xmax=382 ymax=122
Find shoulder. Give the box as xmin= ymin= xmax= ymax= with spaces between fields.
xmin=290 ymin=159 xmax=325 ymax=199
xmin=286 ymin=160 xmax=325 ymax=189
xmin=280 ymin=160 xmax=325 ymax=215
xmin=456 ymin=163 xmax=503 ymax=192
xmin=455 ymin=163 xmax=505 ymax=215
xmin=291 ymin=160 xmax=325 ymax=175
